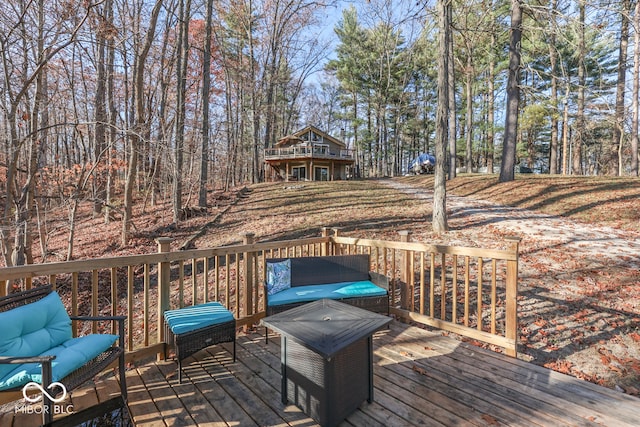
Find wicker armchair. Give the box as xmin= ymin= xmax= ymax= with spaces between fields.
xmin=0 ymin=285 xmax=127 ymax=425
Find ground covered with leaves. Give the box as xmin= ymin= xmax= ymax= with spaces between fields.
xmin=31 ymin=174 xmax=640 ymax=395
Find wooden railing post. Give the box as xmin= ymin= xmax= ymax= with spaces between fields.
xmin=504 ymin=236 xmax=521 ymax=357
xmin=242 ymin=232 xmax=255 ymax=325
xmin=156 ymin=237 xmax=173 ymax=360
xmin=321 ymin=227 xmax=330 ymax=256
xmin=332 ymin=227 xmax=342 ymax=255
xmin=398 ymin=230 xmax=412 ymax=310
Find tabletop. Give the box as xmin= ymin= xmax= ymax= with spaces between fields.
xmin=260 ymin=299 xmax=391 ymax=359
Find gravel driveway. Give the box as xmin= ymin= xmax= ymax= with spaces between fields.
xmin=381 ymin=179 xmax=640 ymax=394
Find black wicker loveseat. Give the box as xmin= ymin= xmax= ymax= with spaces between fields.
xmin=0 ymin=285 xmax=126 ymax=424
xmin=264 ymin=254 xmax=389 ymax=317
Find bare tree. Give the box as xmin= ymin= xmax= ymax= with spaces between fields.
xmin=122 ymin=0 xmax=163 ymax=245
xmin=93 ymin=0 xmax=114 ymax=216
xmin=632 ymin=0 xmax=640 ymax=176
xmin=199 ymin=0 xmax=214 ymax=207
xmin=0 ymin=1 xmax=94 ymax=266
xmin=172 ymin=0 xmax=191 ymax=222
xmin=548 ymin=0 xmax=560 ymax=175
xmin=572 ymin=0 xmax=585 ymax=175
xmin=611 ymin=0 xmax=631 ymax=176
xmin=499 ymin=0 xmax=523 ymax=183
xmin=433 ymin=0 xmax=450 ymax=234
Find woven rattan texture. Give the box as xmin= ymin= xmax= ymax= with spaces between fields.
xmin=165 ymin=318 xmax=236 ymax=362
xmin=285 ymin=337 xmax=369 ymax=426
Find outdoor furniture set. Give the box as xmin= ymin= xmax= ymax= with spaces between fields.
xmin=0 ymin=254 xmax=391 ymax=427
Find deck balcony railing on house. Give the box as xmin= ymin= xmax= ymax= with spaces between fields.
xmin=264 ymin=144 xmax=354 ymax=161
xmin=0 ymin=229 xmax=520 ymax=367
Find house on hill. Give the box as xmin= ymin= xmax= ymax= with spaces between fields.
xmin=264 ymin=125 xmax=355 ymax=181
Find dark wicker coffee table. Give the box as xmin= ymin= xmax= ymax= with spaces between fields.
xmin=261 ymin=298 xmax=391 ymax=427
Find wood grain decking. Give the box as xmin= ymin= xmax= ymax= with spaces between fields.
xmin=2 ymin=320 xmax=639 ymax=426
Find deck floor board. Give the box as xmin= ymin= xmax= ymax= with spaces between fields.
xmin=2 ymin=320 xmax=639 ymax=426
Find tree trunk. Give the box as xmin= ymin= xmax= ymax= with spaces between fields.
xmin=66 ymin=198 xmax=79 ymax=261
xmin=612 ymin=0 xmax=631 ymax=176
xmin=447 ymin=2 xmax=456 ymax=180
xmin=487 ymin=30 xmax=496 ymax=174
xmin=433 ymin=0 xmax=450 ymax=234
xmin=499 ymin=0 xmax=523 ymax=183
xmin=122 ymin=0 xmax=162 ymax=245
xmin=561 ymin=85 xmax=570 ymax=175
xmin=548 ymin=0 xmax=559 ymax=175
xmin=94 ymin=0 xmax=109 ymax=216
xmin=465 ymin=53 xmax=473 ymax=173
xmin=248 ymin=1 xmax=262 ymax=183
xmin=632 ymin=0 xmax=640 ymax=176
xmin=573 ymin=0 xmax=585 ymax=175
xmin=173 ymin=0 xmax=192 ymax=221
xmin=105 ymin=0 xmax=116 ymax=223
xmin=199 ymin=0 xmax=213 ymax=207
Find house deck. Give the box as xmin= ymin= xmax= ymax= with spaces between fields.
xmin=3 ymin=321 xmax=639 ymax=427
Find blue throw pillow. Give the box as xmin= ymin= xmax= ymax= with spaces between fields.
xmin=266 ymin=259 xmax=291 ymax=296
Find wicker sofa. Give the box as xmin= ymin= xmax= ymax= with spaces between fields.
xmin=264 ymin=254 xmax=389 ymax=317
xmin=0 ymin=285 xmax=126 ymax=424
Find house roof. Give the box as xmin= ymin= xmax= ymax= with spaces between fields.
xmin=276 ymin=125 xmax=346 ymax=148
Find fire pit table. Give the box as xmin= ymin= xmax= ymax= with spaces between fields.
xmin=261 ymin=298 xmax=391 ymax=427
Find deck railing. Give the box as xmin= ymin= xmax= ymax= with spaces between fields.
xmin=0 ymin=229 xmax=520 ymax=360
xmin=264 ymin=145 xmax=354 ymax=160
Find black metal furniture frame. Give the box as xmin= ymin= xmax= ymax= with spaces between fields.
xmin=0 ymin=285 xmax=127 ymax=425
xmin=164 ymin=315 xmax=236 ymax=383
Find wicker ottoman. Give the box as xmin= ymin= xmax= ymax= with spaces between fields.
xmin=163 ymin=302 xmax=236 ymax=383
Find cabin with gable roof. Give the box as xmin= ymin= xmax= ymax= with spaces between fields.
xmin=264 ymin=125 xmax=355 ymax=182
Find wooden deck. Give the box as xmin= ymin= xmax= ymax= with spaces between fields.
xmin=2 ymin=320 xmax=639 ymax=427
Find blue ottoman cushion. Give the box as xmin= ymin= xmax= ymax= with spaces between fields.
xmin=164 ymin=302 xmax=234 ymax=335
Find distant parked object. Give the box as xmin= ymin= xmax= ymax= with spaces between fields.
xmin=408 ymin=153 xmax=436 ymax=174
xmin=518 ymin=165 xmax=533 ymax=173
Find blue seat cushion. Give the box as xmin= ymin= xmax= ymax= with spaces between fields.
xmin=164 ymin=302 xmax=235 ymax=335
xmin=267 ymin=280 xmax=387 ymax=307
xmin=0 ymin=334 xmax=119 ymax=391
xmin=0 ymin=291 xmax=72 ymax=380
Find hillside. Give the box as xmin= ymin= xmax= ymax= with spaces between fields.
xmin=25 ymin=175 xmax=640 ymax=394
xmin=31 ymin=174 xmax=640 ymax=262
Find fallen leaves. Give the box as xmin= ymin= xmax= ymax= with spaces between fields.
xmin=412 ymin=365 xmax=427 ymax=375
xmin=481 ymin=414 xmax=500 ymax=426
xmin=544 ymin=360 xmax=573 ymax=375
